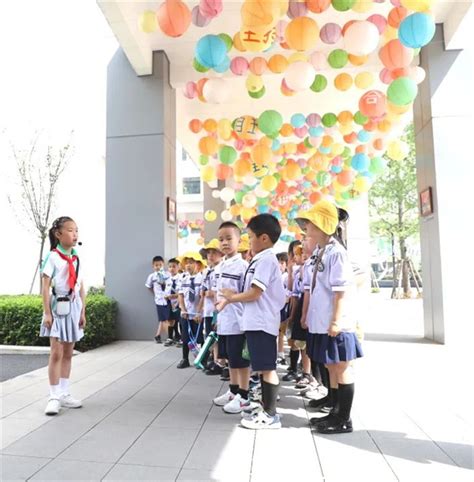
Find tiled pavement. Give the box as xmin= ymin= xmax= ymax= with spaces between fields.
xmin=1 ymin=293 xmax=472 ymax=481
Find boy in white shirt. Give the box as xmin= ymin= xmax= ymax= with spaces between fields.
xmin=164 ymin=258 xmax=182 ymax=346
xmin=213 ymin=222 xmax=250 ymax=414
xmin=145 ymin=256 xmax=170 ymax=344
xmin=221 ymin=214 xmax=286 ymax=429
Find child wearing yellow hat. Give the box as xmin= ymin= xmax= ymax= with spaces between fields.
xmin=295 ymin=200 xmax=363 ymax=435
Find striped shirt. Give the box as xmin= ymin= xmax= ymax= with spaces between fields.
xmin=179 ymin=272 xmax=203 ymax=318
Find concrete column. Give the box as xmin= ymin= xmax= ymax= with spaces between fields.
xmin=105 ymin=50 xmax=177 ymax=340
xmin=203 ymin=181 xmax=226 ymax=240
xmin=413 ymin=25 xmax=473 ymax=344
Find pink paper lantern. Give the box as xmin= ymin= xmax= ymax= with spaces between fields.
xmin=276 ymin=20 xmax=288 ymax=42
xmin=310 ymin=51 xmax=327 ymax=70
xmin=199 ymin=0 xmax=223 ymax=19
xmin=183 ymin=81 xmax=197 ymax=99
xmin=306 ymin=113 xmax=321 ymax=127
xmin=320 ymin=23 xmax=342 ymax=44
xmin=287 ymin=0 xmax=308 ymax=18
xmin=379 ymin=68 xmax=393 ymax=84
xmin=192 ymin=6 xmax=211 ymax=27
xmin=294 ymin=126 xmax=308 ymax=138
xmin=230 ymin=56 xmax=249 ymax=76
xmin=367 ymin=14 xmax=387 ymax=34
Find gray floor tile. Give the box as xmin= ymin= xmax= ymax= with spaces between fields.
xmin=119 ymin=427 xmax=198 ymax=467
xmin=30 ymin=459 xmax=113 ymax=480
xmin=0 ymin=454 xmax=51 ymax=481
xmin=150 ymin=401 xmax=212 ymax=430
xmin=177 ymin=467 xmax=236 ymax=481
xmin=103 ymin=463 xmax=179 ymax=481
xmin=58 ymin=422 xmax=145 ymax=463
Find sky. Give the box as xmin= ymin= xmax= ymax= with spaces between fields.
xmin=0 ymin=0 xmax=118 ymax=293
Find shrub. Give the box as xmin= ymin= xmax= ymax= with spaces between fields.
xmin=0 ymin=294 xmax=117 ymax=351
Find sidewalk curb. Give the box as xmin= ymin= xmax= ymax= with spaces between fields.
xmin=0 ymin=345 xmax=81 ymax=355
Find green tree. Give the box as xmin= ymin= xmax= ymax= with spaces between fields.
xmin=369 ymin=123 xmax=419 ymax=297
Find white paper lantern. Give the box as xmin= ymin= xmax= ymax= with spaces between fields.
xmin=242 ymin=193 xmax=257 ymax=208
xmin=219 ymin=187 xmax=235 ymax=202
xmin=202 ymin=78 xmax=231 ymax=104
xmin=284 ymin=62 xmax=316 ymax=91
xmin=344 ymin=21 xmax=380 ymax=56
xmin=221 ymin=209 xmax=233 ymax=221
xmin=212 ymin=190 xmax=221 ymax=199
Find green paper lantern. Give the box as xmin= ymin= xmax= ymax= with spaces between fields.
xmin=331 ymin=0 xmax=356 ymax=11
xmin=369 ymin=156 xmax=387 ymax=175
xmin=248 ymin=86 xmax=266 ymax=99
xmin=310 ymin=74 xmax=328 ymax=93
xmin=316 ymin=171 xmax=331 ymax=187
xmin=193 ymin=58 xmax=209 ymax=73
xmin=387 ymin=77 xmax=418 ymax=106
xmin=219 ymin=145 xmax=237 ymax=165
xmin=328 ymin=49 xmax=348 ymax=69
xmin=258 ymin=110 xmax=284 ymax=136
xmin=354 ymin=111 xmax=368 ymax=125
xmin=322 ymin=113 xmax=337 ymax=128
xmin=304 ymin=137 xmax=313 ymax=148
xmin=218 ymin=33 xmax=233 ymax=52
xmin=234 ymin=191 xmax=245 ymax=204
xmin=199 ymin=155 xmax=209 ymax=166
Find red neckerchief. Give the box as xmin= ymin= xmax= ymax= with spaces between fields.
xmin=54 ymin=249 xmax=78 ymax=291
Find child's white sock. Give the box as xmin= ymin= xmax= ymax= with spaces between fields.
xmin=49 ymin=384 xmax=60 ymax=398
xmin=59 ymin=378 xmax=70 ymax=395
xmin=278 ymin=352 xmax=285 ymax=359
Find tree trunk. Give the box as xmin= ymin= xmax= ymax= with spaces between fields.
xmin=390 ymin=233 xmax=397 ymax=299
xmin=32 ymin=235 xmax=47 ymax=295
xmin=399 ymin=237 xmax=411 ymax=297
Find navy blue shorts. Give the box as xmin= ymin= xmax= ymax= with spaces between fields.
xmin=280 ymin=303 xmax=289 ymax=323
xmin=218 ymin=334 xmax=250 ymax=369
xmin=180 ymin=318 xmax=204 ymax=345
xmin=169 ymin=306 xmax=180 ymax=322
xmin=306 ymin=332 xmax=363 ymax=365
xmin=245 ymin=330 xmax=277 ymax=372
xmin=156 ymin=304 xmax=171 ymax=322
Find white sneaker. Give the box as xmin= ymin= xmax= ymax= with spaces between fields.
xmin=213 ymin=390 xmax=234 ymax=407
xmin=304 ymin=385 xmax=328 ymax=400
xmin=241 ymin=411 xmax=281 ymax=430
xmin=60 ymin=393 xmax=82 ymax=408
xmin=45 ymin=397 xmax=61 ymax=416
xmin=241 ymin=401 xmax=263 ymax=419
xmin=223 ymin=394 xmax=254 ymax=414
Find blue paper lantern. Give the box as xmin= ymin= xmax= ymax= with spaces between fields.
xmin=357 ymin=130 xmax=371 ymax=143
xmin=351 ymin=153 xmax=370 ymax=172
xmin=309 ymin=126 xmax=324 ymax=137
xmin=399 ymin=13 xmax=436 ymax=49
xmin=213 ymin=56 xmax=230 ymax=73
xmin=272 ymin=139 xmax=281 ymax=151
xmin=291 ymin=113 xmax=306 ymax=128
xmin=196 ymin=35 xmax=227 ymax=69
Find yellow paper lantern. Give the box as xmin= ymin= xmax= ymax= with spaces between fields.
xmin=348 ymin=54 xmax=369 ymax=66
xmin=233 ymin=32 xmax=246 ymax=52
xmin=339 ymin=123 xmax=353 ymax=136
xmin=240 ymin=25 xmax=276 ymax=52
xmin=354 ymin=71 xmax=374 ymax=89
xmin=284 ymin=143 xmax=297 ymax=155
xmin=251 ymin=144 xmax=272 ymax=165
xmin=261 ymin=175 xmax=278 ymax=191
xmin=400 ymin=0 xmax=432 ymax=12
xmin=288 ymin=52 xmax=308 ymax=63
xmin=383 ymin=26 xmax=398 ymax=43
xmin=230 ymin=204 xmax=241 ymax=216
xmin=139 ymin=11 xmax=158 ymax=33
xmin=352 ymin=0 xmax=373 ymax=13
xmin=234 ymin=158 xmax=252 ymax=177
xmin=246 ymin=73 xmax=264 ymax=93
xmin=387 ymin=139 xmax=409 ymax=161
xmin=354 ymin=176 xmax=371 ymax=192
xmin=241 ymin=207 xmax=256 ymax=220
xmin=204 ymin=210 xmax=217 ymax=222
xmin=233 ymin=115 xmax=258 ymax=139
xmin=202 ymin=165 xmax=216 ymax=183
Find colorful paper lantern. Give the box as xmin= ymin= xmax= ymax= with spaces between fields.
xmin=334 ymin=73 xmax=353 ymax=91
xmin=343 ymin=21 xmax=380 ymax=56
xmin=331 ymin=0 xmax=356 ymax=12
xmin=139 ymin=11 xmax=158 ymax=33
xmin=284 ymin=62 xmax=316 ymax=91
xmin=258 ymin=110 xmax=284 ymax=136
xmin=199 ymin=136 xmax=218 ymax=155
xmin=387 ymin=77 xmax=418 ymax=105
xmin=310 ymin=74 xmax=328 ymax=92
xmin=285 ymin=16 xmax=319 ymax=51
xmin=157 ymin=0 xmax=191 ymax=38
xmin=379 ymin=39 xmax=414 ymax=70
xmin=388 ymin=6 xmax=408 ymax=28
xmin=307 ymin=0 xmax=331 ymax=13
xmin=398 ymin=13 xmax=436 ymax=48
xmin=328 ymin=49 xmax=349 ymax=69
xmin=268 ymin=54 xmax=288 ymax=73
xmin=249 ymin=57 xmax=268 ymax=75
xmin=204 ymin=210 xmax=217 ymax=222
xmin=230 ymin=56 xmax=249 ymax=75
xmin=367 ymin=14 xmax=387 ymax=34
xmin=219 ymin=145 xmax=237 ymax=165
xmin=320 ymin=23 xmax=342 ymax=44
xmin=359 ymin=90 xmax=387 ymax=118
xmin=192 ymin=6 xmax=211 ymax=27
xmin=196 ymin=35 xmax=227 ymax=69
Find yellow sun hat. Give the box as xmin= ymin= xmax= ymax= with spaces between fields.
xmin=204 ymin=238 xmax=222 ymax=252
xmin=181 ymin=251 xmax=205 ymax=264
xmin=238 ymin=233 xmax=250 ymax=252
xmin=295 ymin=200 xmax=339 ymax=235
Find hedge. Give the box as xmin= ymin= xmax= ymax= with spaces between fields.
xmin=0 ymin=294 xmax=117 ymax=351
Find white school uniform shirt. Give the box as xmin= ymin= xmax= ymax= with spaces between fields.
xmin=165 ymin=273 xmax=181 ymax=310
xmin=215 ymin=254 xmax=248 ymax=335
xmin=201 ymin=265 xmax=219 ymax=318
xmin=306 ymin=239 xmax=356 ymax=334
xmin=241 ymin=248 xmax=286 ymax=337
xmin=145 ymin=270 xmax=170 ymax=306
xmin=179 ymin=272 xmax=204 ymax=318
xmin=41 ymin=249 xmax=82 ymax=297
xmin=291 ymin=264 xmax=304 ymax=298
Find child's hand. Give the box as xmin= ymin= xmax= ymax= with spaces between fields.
xmin=328 ymin=322 xmax=340 ymax=337
xmin=43 ymin=314 xmax=53 ymax=329
xmin=220 ymin=289 xmax=236 ymax=301
xmin=300 ymin=317 xmax=307 ymax=330
xmin=215 ymin=299 xmax=227 ymax=312
xmin=79 ymin=313 xmax=87 ymax=329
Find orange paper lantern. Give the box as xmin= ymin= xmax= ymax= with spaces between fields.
xmin=309 ymin=191 xmax=323 ymax=203
xmin=306 ymin=0 xmax=331 ymax=13
xmin=189 ymin=119 xmax=202 ymax=133
xmin=203 ymin=118 xmax=218 ymax=133
xmin=285 ymin=17 xmax=319 ymax=52
xmin=334 ymin=73 xmax=353 ymax=91
xmin=268 ymin=54 xmax=288 ymax=73
xmin=388 ymin=7 xmax=408 ymax=28
xmin=157 ymin=0 xmax=191 ymax=38
xmin=199 ymin=136 xmax=218 ymax=155
xmin=249 ymin=57 xmax=268 ymax=75
xmin=379 ymin=39 xmax=414 ymax=70
xmin=216 ymin=164 xmax=233 ymax=180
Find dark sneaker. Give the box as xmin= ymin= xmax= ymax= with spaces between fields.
xmin=277 ymin=357 xmax=287 ymax=366
xmin=176 ymin=359 xmax=190 ymax=369
xmin=310 ymin=412 xmax=337 ymax=426
xmin=164 ymin=338 xmax=174 ymax=347
xmin=220 ymin=367 xmax=230 ymax=381
xmin=154 ymin=335 xmax=162 ymax=344
xmin=308 ymin=396 xmax=330 ymax=409
xmin=316 ymin=417 xmax=353 ymax=434
xmin=282 ymin=371 xmax=298 ymax=382
xmin=205 ymin=363 xmax=223 ymax=376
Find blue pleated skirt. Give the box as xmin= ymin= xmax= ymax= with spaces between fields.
xmin=307 ymin=332 xmax=363 ymax=364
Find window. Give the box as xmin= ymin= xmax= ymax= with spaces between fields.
xmin=183 ymin=177 xmax=201 ymax=195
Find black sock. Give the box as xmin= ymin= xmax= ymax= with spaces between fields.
xmin=310 ymin=361 xmax=322 ymax=384
xmin=262 ymin=380 xmax=279 ymax=417
xmin=290 ymin=350 xmax=299 ymax=372
xmin=337 ymin=383 xmax=354 ymax=421
xmin=329 ymin=387 xmax=338 ymax=408
xmin=229 ymin=384 xmax=239 ymax=395
xmin=182 ymin=343 xmax=189 ymax=361
xmin=320 ymin=364 xmax=330 ymax=388
xmin=260 ymin=375 xmax=265 ymax=405
xmin=238 ymin=388 xmax=249 ymax=400
xmin=168 ymin=326 xmax=173 ymax=339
